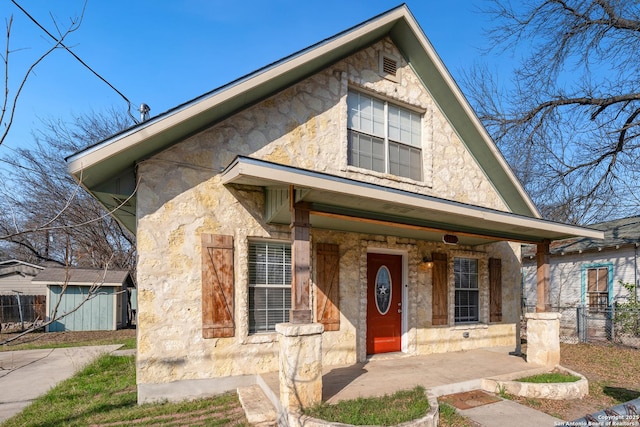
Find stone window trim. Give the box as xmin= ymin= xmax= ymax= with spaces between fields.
xmin=235 ymin=229 xmax=291 ymax=345
xmin=447 ymin=250 xmax=490 ymax=326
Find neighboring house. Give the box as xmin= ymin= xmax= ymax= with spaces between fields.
xmin=32 ymin=267 xmax=135 ymax=332
xmin=0 ymin=259 xmax=45 ymax=296
xmin=0 ymin=260 xmax=46 ymax=326
xmin=67 ymin=6 xmax=600 ymax=404
xmin=522 ymin=216 xmax=640 ymax=310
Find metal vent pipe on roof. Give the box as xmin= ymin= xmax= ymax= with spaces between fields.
xmin=139 ymin=103 xmax=151 ymax=122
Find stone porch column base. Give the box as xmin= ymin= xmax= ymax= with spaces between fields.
xmin=276 ymin=323 xmax=324 ymax=414
xmin=525 ymin=312 xmax=561 ymax=366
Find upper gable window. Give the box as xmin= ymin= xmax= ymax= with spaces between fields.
xmin=347 ymin=90 xmax=422 ymax=181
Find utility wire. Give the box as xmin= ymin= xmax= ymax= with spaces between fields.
xmin=10 ymin=0 xmax=140 ymax=124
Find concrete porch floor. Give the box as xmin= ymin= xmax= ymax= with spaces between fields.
xmin=261 ymin=346 xmax=544 ymax=404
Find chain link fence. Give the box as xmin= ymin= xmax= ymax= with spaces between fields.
xmin=0 ymin=294 xmax=46 ymax=331
xmin=523 ymin=305 xmax=640 ymax=348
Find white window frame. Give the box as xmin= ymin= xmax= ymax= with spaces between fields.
xmin=248 ymin=240 xmax=291 ymax=333
xmin=347 ymin=90 xmax=423 ymax=181
xmin=454 ymin=257 xmax=479 ymax=323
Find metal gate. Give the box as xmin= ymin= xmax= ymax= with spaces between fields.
xmin=577 ymin=305 xmax=640 ymax=348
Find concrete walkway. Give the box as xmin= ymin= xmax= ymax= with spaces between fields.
xmin=458 ymin=396 xmax=563 ymax=427
xmin=260 ymin=347 xmax=569 ymax=426
xmin=0 ymin=345 xmax=122 ymax=423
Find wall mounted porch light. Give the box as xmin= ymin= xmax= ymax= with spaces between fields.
xmin=419 ymin=256 xmax=434 ymax=271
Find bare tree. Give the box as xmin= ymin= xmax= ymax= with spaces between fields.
xmin=1 ymin=5 xmax=86 ymax=148
xmin=464 ymin=0 xmax=640 ymax=224
xmin=0 ymin=108 xmax=135 ymax=269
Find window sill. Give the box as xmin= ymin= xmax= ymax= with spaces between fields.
xmin=452 ymin=323 xmax=488 ymax=330
xmin=241 ymin=333 xmax=278 ymax=345
xmin=344 ymin=165 xmax=431 ymax=189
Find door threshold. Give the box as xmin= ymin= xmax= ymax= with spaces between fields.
xmin=366 ymin=351 xmax=409 ymax=361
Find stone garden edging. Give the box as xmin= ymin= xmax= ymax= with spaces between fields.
xmin=481 ymin=365 xmax=588 ymax=400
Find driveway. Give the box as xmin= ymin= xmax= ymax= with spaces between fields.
xmin=0 ymin=345 xmax=122 ymax=423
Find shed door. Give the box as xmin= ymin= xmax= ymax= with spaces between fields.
xmin=366 ymin=253 xmax=402 ymax=354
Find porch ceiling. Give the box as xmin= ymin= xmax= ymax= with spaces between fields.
xmin=221 ymin=156 xmax=604 ymax=246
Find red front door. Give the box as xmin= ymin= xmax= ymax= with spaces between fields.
xmin=366 ymin=253 xmax=402 ymax=354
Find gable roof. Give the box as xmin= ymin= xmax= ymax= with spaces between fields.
xmin=0 ymin=260 xmax=44 ymax=278
xmin=523 ymin=216 xmax=640 ymax=257
xmin=66 ymin=4 xmax=540 ymax=234
xmin=32 ymin=267 xmax=134 ymax=288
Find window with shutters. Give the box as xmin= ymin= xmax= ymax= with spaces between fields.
xmin=248 ymin=241 xmax=291 ymax=333
xmin=454 ymin=257 xmax=479 ymax=323
xmin=347 ymin=90 xmax=422 ymax=181
xmin=586 ymin=266 xmax=609 ymax=312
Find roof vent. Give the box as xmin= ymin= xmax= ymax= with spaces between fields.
xmin=379 ymin=53 xmax=401 ymax=82
xmin=139 ymin=103 xmax=151 ymax=122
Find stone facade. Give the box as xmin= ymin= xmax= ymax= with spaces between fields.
xmin=134 ymin=38 xmax=521 ymax=401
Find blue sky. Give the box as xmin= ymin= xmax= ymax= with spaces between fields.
xmin=3 ymin=1 xmax=512 ymax=152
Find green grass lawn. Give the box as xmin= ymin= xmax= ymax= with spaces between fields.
xmin=1 ymin=354 xmax=249 ymax=427
xmin=304 ymin=386 xmax=429 ymax=426
xmin=516 ymin=372 xmax=581 ymax=383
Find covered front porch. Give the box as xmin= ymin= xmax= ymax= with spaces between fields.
xmin=239 ymin=345 xmax=553 ymax=425
xmin=266 ymin=345 xmax=542 ymax=403
xmin=222 ymin=156 xmax=603 ymax=421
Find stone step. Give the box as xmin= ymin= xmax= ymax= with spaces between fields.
xmin=237 ymin=384 xmax=278 ymax=426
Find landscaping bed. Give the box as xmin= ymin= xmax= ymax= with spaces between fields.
xmin=508 ymin=343 xmax=640 ymax=421
xmin=482 ymin=366 xmax=588 ymax=400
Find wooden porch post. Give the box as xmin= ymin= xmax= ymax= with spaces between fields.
xmin=536 ymin=239 xmax=551 ymax=312
xmin=290 ymin=195 xmax=312 ymax=324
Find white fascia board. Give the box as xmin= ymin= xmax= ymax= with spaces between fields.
xmin=67 ymin=8 xmax=408 ymax=176
xmin=222 ymin=158 xmax=604 ymax=241
xmin=32 ymin=281 xmax=124 ymax=287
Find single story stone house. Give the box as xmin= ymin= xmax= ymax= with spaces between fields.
xmin=67 ymin=5 xmax=601 ymax=409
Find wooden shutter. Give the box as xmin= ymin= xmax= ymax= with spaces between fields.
xmin=432 ymin=253 xmax=448 ymax=326
xmin=588 ymin=267 xmax=607 ymax=293
xmin=316 ymin=243 xmax=340 ymax=331
xmin=202 ymin=234 xmax=234 ymax=338
xmin=489 ymin=258 xmax=502 ymax=322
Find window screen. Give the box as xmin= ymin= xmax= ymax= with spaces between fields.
xmin=248 ymin=241 xmax=291 ymax=333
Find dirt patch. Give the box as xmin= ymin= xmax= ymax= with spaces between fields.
xmin=511 ymin=342 xmax=640 ymax=421
xmin=0 ymin=328 xmax=136 ymax=349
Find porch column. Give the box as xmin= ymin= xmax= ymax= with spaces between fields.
xmin=276 ymin=323 xmax=324 ymax=417
xmin=528 ymin=239 xmax=560 ymax=366
xmin=536 ymin=240 xmax=551 ymax=312
xmin=525 ymin=312 xmax=561 ymax=366
xmin=276 ymin=192 xmax=323 ymax=420
xmin=290 ymin=201 xmax=312 ymax=323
